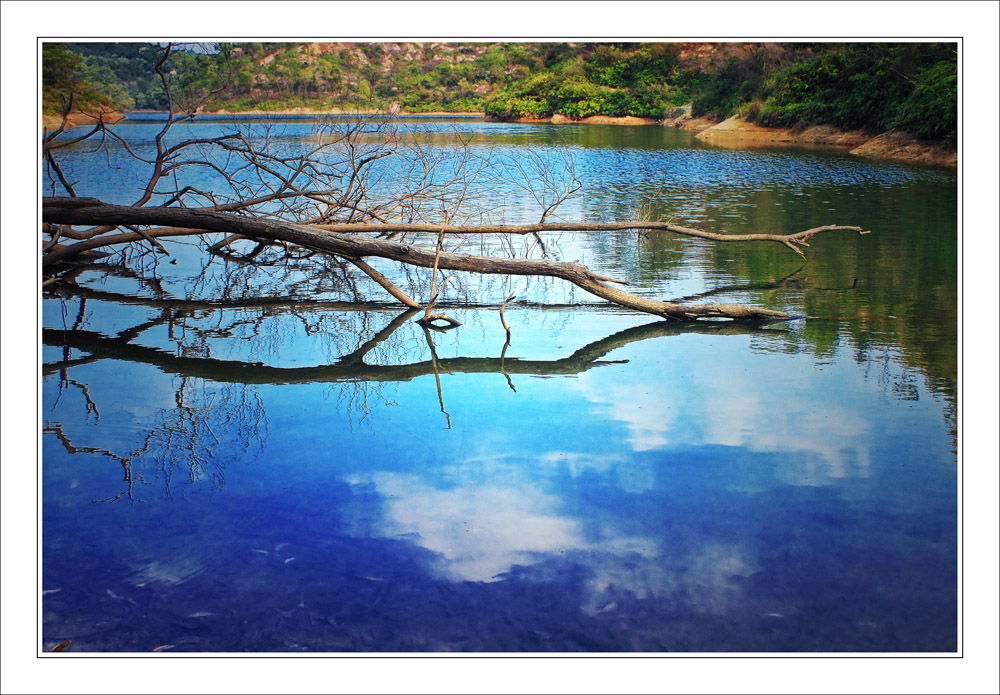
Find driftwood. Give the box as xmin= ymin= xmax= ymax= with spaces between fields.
xmin=42 ymin=198 xmax=869 ymax=322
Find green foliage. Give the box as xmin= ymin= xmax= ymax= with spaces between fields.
xmin=741 ymin=43 xmax=957 ymax=145
xmin=584 ymin=43 xmax=680 ymax=89
xmin=79 ymin=62 xmax=135 ymax=110
xmin=44 ymin=42 xmax=956 ymax=145
xmin=483 ymin=92 xmax=548 ymax=119
xmin=691 ymin=47 xmax=768 ymax=119
xmin=481 ymin=43 xmax=683 ymax=120
xmin=891 ymin=58 xmax=958 ymax=142
xmin=43 ymin=43 xmax=124 ymax=114
xmin=43 ymin=43 xmax=83 ymax=96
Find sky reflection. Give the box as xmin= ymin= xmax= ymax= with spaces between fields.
xmin=39 ymin=113 xmax=957 ymax=651
xmin=42 ymin=307 xmax=957 ymax=652
xmin=346 ymin=462 xmax=762 ymax=622
xmin=565 ymin=330 xmax=916 ymax=488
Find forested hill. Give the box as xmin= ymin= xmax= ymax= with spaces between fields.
xmin=48 ymin=42 xmax=957 ymax=145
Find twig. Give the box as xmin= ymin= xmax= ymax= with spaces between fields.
xmin=500 ymin=294 xmax=516 ymax=337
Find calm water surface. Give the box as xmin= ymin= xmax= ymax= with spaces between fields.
xmin=42 ymin=118 xmax=957 ymax=652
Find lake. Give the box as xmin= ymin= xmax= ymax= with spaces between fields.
xmin=42 ymin=117 xmax=958 ymax=652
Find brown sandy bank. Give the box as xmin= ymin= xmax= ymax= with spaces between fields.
xmin=848 ymin=131 xmax=957 ymax=167
xmin=42 ymin=110 xmax=126 ymax=131
xmin=696 ymin=114 xmax=870 ymax=148
xmin=691 ymin=113 xmax=955 ymax=167
xmin=555 ymin=114 xmax=658 ymax=125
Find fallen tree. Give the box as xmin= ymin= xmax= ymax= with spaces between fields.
xmin=41 ymin=43 xmax=870 ymax=322
xmin=43 ymin=197 xmax=868 ymax=321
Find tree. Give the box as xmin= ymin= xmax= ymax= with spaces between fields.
xmin=42 ymin=43 xmax=124 ymax=116
xmin=42 ymin=43 xmax=869 ymax=325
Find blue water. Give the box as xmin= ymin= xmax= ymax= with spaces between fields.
xmin=42 ymin=118 xmax=957 ymax=652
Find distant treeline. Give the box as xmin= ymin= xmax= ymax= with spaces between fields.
xmin=44 ymin=42 xmax=957 ymax=144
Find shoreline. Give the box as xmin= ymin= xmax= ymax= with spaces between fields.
xmin=199 ymin=107 xmax=486 ymax=118
xmin=46 ymin=107 xmax=956 ymax=168
xmin=683 ymin=113 xmax=956 ymax=168
xmin=42 ymin=109 xmax=126 ymax=131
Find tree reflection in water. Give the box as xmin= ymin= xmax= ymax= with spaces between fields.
xmin=44 ymin=277 xmax=798 ymax=504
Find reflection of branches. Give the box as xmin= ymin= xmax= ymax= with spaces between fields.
xmin=51 ymin=279 xmax=614 ymax=315
xmin=51 ymin=297 xmax=102 ymax=415
xmin=45 ymin=291 xmax=271 ymax=503
xmin=670 ymin=267 xmax=806 ymax=304
xmin=43 ymin=313 xmax=789 ymax=387
xmin=44 ymin=283 xmax=789 ymax=486
xmin=422 ymin=328 xmax=453 ymax=429
xmin=44 ymin=420 xmax=153 ymax=504
xmin=45 ymin=377 xmax=268 ymax=504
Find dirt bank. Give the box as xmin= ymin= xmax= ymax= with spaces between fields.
xmin=660 ymin=104 xmax=716 ymax=135
xmin=689 ymin=113 xmax=955 ymax=167
xmin=695 ymin=114 xmax=870 ymax=148
xmin=42 ymin=109 xmax=126 ymax=131
xmin=563 ymin=114 xmax=658 ymax=125
xmin=848 ymin=131 xmax=957 ymax=167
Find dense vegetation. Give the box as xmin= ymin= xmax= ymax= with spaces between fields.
xmin=42 ymin=43 xmax=127 ymax=114
xmin=45 ymin=41 xmax=956 ymax=144
xmin=693 ymin=43 xmax=958 ymax=144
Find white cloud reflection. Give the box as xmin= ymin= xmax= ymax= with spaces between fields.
xmin=367 ymin=472 xmax=581 ymax=582
xmin=344 ymin=461 xmax=756 ymax=618
xmin=348 ymin=455 xmax=660 ymax=587
xmin=578 ymin=542 xmax=756 ymax=616
xmin=570 ymin=344 xmax=874 ymax=486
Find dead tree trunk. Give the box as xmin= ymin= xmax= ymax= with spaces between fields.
xmin=43 ymin=198 xmax=869 ymax=322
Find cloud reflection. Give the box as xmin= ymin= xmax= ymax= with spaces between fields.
xmin=570 ymin=343 xmax=874 ymax=486
xmin=576 ymin=542 xmax=756 ymax=616
xmin=344 ymin=460 xmax=756 ymax=619
xmin=367 ymin=472 xmax=580 ymax=582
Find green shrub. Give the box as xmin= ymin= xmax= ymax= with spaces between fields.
xmin=484 ymin=93 xmax=548 ymax=119
xmin=892 ymin=60 xmax=957 ymax=143
xmin=752 ymin=43 xmax=956 ymax=141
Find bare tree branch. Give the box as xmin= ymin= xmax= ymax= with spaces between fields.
xmin=41 ymin=198 xmax=865 ymax=320
xmin=42 ymin=87 xmax=870 ymax=324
